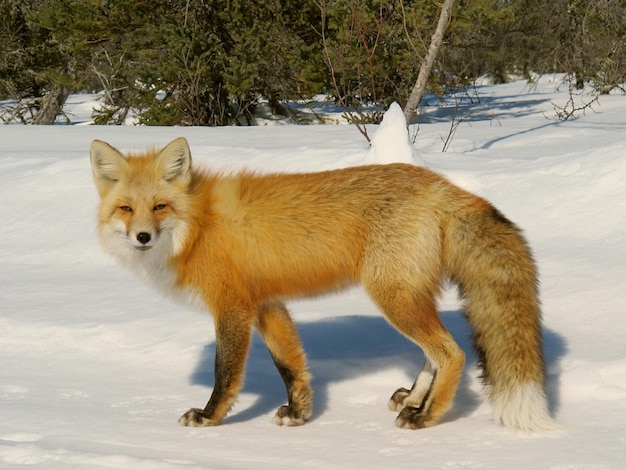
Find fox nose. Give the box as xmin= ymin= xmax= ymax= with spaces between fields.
xmin=136 ymin=232 xmax=151 ymax=245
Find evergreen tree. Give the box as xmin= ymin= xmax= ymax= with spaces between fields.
xmin=2 ymin=0 xmax=624 ymax=125
xmin=0 ymin=0 xmax=71 ymax=123
xmin=319 ymin=0 xmax=433 ymax=118
xmin=89 ymin=0 xmax=325 ymax=125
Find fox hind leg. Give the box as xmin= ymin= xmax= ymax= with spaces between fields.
xmin=366 ymin=285 xmax=465 ymax=429
xmin=255 ymin=301 xmax=313 ymax=426
xmin=388 ymin=356 xmax=435 ymax=412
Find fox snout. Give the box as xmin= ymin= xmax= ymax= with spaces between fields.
xmin=135 ymin=232 xmax=153 ymax=250
xmin=137 ymin=232 xmax=152 ymax=245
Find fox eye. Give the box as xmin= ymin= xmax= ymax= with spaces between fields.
xmin=119 ymin=205 xmax=132 ymax=212
xmin=153 ymin=203 xmax=167 ymax=211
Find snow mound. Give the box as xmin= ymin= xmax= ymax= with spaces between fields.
xmin=364 ymin=102 xmax=424 ymax=166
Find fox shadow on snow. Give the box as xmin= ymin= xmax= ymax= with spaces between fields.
xmin=190 ymin=308 xmax=566 ymax=426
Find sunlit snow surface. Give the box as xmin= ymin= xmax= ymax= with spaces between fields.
xmin=1 ymin=76 xmax=625 ymax=469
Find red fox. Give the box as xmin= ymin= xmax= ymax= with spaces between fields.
xmin=90 ymin=137 xmax=558 ymax=431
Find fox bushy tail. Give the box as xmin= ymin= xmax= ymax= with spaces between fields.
xmin=445 ymin=200 xmax=559 ymax=431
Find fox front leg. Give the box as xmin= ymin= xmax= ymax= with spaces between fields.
xmin=255 ymin=301 xmax=313 ymax=426
xmin=178 ymin=311 xmax=252 ymax=427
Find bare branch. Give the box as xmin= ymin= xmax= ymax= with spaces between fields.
xmin=403 ymin=0 xmax=456 ymax=124
xmin=550 ymin=77 xmax=600 ymax=121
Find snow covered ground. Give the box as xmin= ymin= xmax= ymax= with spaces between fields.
xmin=1 ymin=76 xmax=625 ymax=469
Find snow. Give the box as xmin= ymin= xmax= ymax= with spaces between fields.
xmin=1 ymin=76 xmax=625 ymax=469
xmin=364 ymin=101 xmax=424 ymax=165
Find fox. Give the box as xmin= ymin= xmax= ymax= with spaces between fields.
xmin=90 ymin=136 xmax=558 ymax=431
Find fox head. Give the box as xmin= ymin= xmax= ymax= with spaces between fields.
xmin=90 ymin=137 xmax=193 ymax=266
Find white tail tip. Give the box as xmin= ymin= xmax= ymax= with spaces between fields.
xmin=492 ymin=382 xmax=563 ymax=431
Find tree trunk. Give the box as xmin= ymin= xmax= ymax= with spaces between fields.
xmin=32 ymin=86 xmax=71 ymax=125
xmin=403 ymin=0 xmax=456 ymax=124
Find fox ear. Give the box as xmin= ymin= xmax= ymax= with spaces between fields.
xmin=156 ymin=137 xmax=192 ymax=185
xmin=90 ymin=140 xmax=129 ymax=195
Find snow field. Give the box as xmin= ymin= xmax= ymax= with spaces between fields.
xmin=1 ymin=76 xmax=625 ymax=468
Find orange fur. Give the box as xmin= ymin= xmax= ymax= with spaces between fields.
xmin=90 ymin=137 xmax=558 ymax=431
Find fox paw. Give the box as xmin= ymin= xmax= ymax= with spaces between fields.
xmin=388 ymin=387 xmax=411 ymax=412
xmin=394 ymin=406 xmax=433 ymax=430
xmin=178 ymin=408 xmax=220 ymax=427
xmin=272 ymin=405 xmax=312 ymax=426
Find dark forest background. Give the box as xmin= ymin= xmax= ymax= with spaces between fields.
xmin=1 ymin=0 xmax=624 ymax=125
